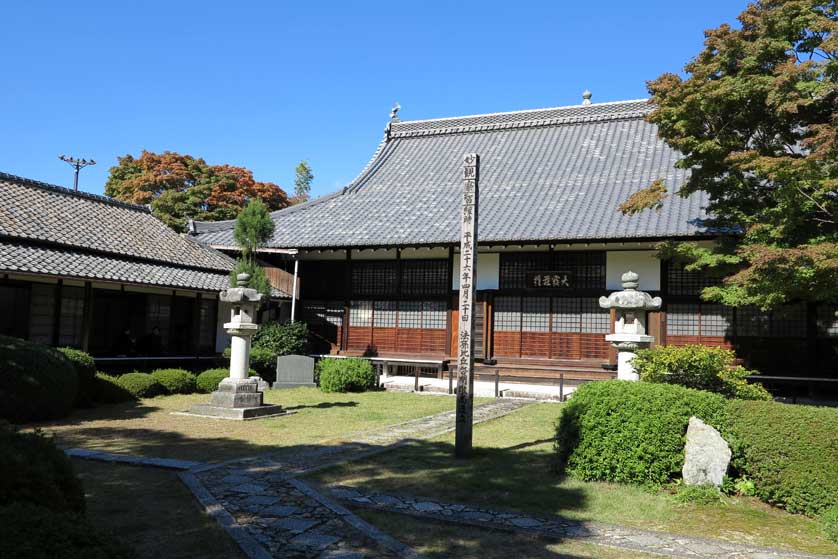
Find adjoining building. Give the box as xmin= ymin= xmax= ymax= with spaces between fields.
xmin=192 ymin=98 xmax=838 ymax=381
xmin=0 ymin=172 xmax=291 ymax=367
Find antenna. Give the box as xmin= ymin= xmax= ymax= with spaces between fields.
xmin=58 ymin=155 xmax=96 ymax=192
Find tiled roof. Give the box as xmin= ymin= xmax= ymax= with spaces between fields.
xmin=0 ymin=241 xmax=231 ymax=291
xmin=193 ymin=99 xmax=711 ymax=249
xmin=0 ymin=172 xmax=237 ymax=291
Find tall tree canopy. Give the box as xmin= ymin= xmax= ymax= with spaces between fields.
xmin=622 ymin=0 xmax=837 ymax=308
xmin=105 ymin=150 xmax=289 ymax=232
xmin=230 ymin=198 xmax=275 ymax=299
xmin=292 ymin=160 xmax=314 ymax=204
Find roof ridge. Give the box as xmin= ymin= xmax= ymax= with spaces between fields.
xmin=394 ymin=98 xmax=651 ymax=126
xmin=0 ymin=171 xmax=150 ymax=213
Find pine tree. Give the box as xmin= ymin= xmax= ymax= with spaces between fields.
xmin=231 ymin=199 xmax=275 ymax=299
xmin=293 ymin=160 xmax=314 ymax=204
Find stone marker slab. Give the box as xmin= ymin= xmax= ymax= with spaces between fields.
xmin=683 ymin=416 xmax=731 ymax=487
xmin=274 ymin=355 xmax=316 ymax=389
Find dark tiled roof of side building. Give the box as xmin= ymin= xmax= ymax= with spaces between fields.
xmin=0 ymin=172 xmax=237 ymax=291
xmin=191 ymin=99 xmax=712 ymax=249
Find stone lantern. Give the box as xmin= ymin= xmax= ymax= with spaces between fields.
xmin=599 ymin=271 xmax=662 ymax=381
xmin=190 ymin=273 xmax=284 ymax=420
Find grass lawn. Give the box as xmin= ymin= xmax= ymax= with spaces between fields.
xmin=308 ymin=402 xmax=838 ymax=556
xmin=74 ymin=459 xmax=246 ymax=559
xmin=38 ymin=388 xmax=485 ymax=463
xmin=355 ymin=509 xmax=660 ymax=559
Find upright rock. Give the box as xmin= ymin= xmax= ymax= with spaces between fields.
xmin=682 ymin=416 xmax=731 ymax=487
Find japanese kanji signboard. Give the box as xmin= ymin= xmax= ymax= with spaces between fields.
xmin=526 ymin=271 xmax=573 ymax=289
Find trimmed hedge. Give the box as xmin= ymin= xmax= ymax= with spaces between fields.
xmin=0 ymin=503 xmax=135 ymax=559
xmin=93 ymin=373 xmax=134 ymax=403
xmin=57 ymin=347 xmax=97 ymax=407
xmin=723 ymin=400 xmax=838 ymax=516
xmin=151 ymin=369 xmax=196 ymax=395
xmin=253 ymin=320 xmax=309 ymax=356
xmin=556 ymin=380 xmax=728 ymax=487
xmin=633 ymin=345 xmax=771 ymax=401
xmin=0 ymin=424 xmax=85 ymax=514
xmin=0 ymin=335 xmax=78 ymax=423
xmin=115 ymin=373 xmax=163 ymax=399
xmin=318 ymin=358 xmax=376 ymax=393
xmin=196 ymin=368 xmax=228 ymax=393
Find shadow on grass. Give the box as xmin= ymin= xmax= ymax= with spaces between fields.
xmin=284 ymin=401 xmax=359 ymax=411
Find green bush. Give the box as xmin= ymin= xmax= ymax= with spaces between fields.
xmin=822 ymin=506 xmax=838 ymax=543
xmin=115 ymin=373 xmax=163 ymax=399
xmin=253 ymin=320 xmax=309 ymax=356
xmin=0 ymin=336 xmax=78 ymax=423
xmin=223 ymin=346 xmax=276 ymax=382
xmin=196 ymin=368 xmax=229 ymax=393
xmin=673 ymin=484 xmax=723 ymax=506
xmin=555 ymin=380 xmax=728 ymax=487
xmin=92 ymin=373 xmax=134 ymax=403
xmin=151 ymin=369 xmax=196 ymax=395
xmin=723 ymin=400 xmax=838 ymax=516
xmin=0 ymin=503 xmax=135 ymax=559
xmin=633 ymin=345 xmax=771 ymax=400
xmin=0 ymin=424 xmax=85 ymax=514
xmin=317 ymin=357 xmax=376 ymax=393
xmin=56 ymin=347 xmax=97 ymax=407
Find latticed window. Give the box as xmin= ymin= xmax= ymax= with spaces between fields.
xmin=666 ymin=303 xmax=700 ymax=336
xmin=521 ymin=297 xmax=550 ymax=332
xmin=666 ymin=263 xmax=724 ymax=296
xmin=579 ymin=298 xmax=610 ymax=333
xmin=770 ymin=304 xmax=807 ymax=338
xmin=551 ymin=297 xmax=609 ymax=333
xmin=58 ymin=286 xmax=85 ymax=347
xmin=352 ymin=262 xmax=397 ymax=297
xmin=736 ymin=307 xmax=770 ymax=337
xmin=373 ymin=301 xmax=397 ymax=328
xmin=422 ymin=301 xmax=447 ymax=330
xmin=700 ymin=304 xmax=734 ymax=337
xmin=398 ymin=301 xmax=423 ymax=328
xmin=499 ymin=252 xmax=605 ymax=289
xmin=301 ymin=300 xmax=344 ymax=327
xmin=817 ymin=305 xmax=838 ymax=337
xmin=302 ymin=261 xmax=347 ymax=299
xmin=494 ymin=296 xmax=521 ymax=331
xmin=349 ymin=300 xmax=373 ymax=327
xmin=401 ymin=260 xmax=448 ymax=297
xmin=28 ymin=284 xmax=56 ymax=345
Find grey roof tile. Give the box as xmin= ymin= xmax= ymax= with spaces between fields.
xmin=0 ymin=172 xmax=236 ymax=290
xmin=192 ymin=99 xmax=709 ymax=249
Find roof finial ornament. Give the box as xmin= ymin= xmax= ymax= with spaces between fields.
xmin=390 ymin=102 xmax=401 ymax=122
xmin=582 ymin=90 xmax=592 ymax=105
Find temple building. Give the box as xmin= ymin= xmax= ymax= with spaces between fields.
xmin=192 ymin=97 xmax=838 ymax=381
xmin=0 ymin=172 xmax=291 ymax=367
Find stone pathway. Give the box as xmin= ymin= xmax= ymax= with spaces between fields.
xmin=328 ymin=487 xmax=834 ymax=559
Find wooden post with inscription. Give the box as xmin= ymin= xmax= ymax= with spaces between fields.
xmin=455 ymin=153 xmax=479 ymax=458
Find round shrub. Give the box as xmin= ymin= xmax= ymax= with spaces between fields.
xmin=93 ymin=373 xmax=134 ymax=403
xmin=555 ymin=380 xmax=728 ymax=487
xmin=723 ymin=399 xmax=838 ymax=516
xmin=0 ymin=335 xmax=78 ymax=423
xmin=151 ymin=369 xmax=196 ymax=395
xmin=56 ymin=347 xmax=97 ymax=407
xmin=115 ymin=373 xmax=163 ymax=399
xmin=253 ymin=320 xmax=310 ymax=356
xmin=196 ymin=368 xmax=229 ymax=393
xmin=0 ymin=424 xmax=85 ymax=514
xmin=633 ymin=345 xmax=771 ymax=400
xmin=822 ymin=505 xmax=838 ymax=543
xmin=0 ymin=503 xmax=135 ymax=559
xmin=317 ymin=357 xmax=376 ymax=393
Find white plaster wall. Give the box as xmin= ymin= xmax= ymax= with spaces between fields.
xmin=606 ymin=251 xmax=661 ymax=291
xmin=452 ymin=253 xmax=499 ymax=290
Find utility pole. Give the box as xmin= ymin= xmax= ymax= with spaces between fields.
xmin=59 ymin=155 xmax=96 ymax=192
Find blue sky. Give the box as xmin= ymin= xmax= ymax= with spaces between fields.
xmin=1 ymin=1 xmax=742 ymax=198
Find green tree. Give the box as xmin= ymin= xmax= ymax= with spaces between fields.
xmin=230 ymin=199 xmax=275 ymax=299
xmin=292 ymin=160 xmax=314 ymax=204
xmin=105 ymin=150 xmax=289 ymax=232
xmin=621 ymin=0 xmax=837 ymax=309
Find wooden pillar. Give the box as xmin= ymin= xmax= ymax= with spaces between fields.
xmin=51 ymin=279 xmax=63 ymax=346
xmin=342 ymin=250 xmax=351 ymax=352
xmin=80 ymin=281 xmax=93 ymax=352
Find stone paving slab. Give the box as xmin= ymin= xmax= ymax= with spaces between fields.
xmin=65 ymin=448 xmax=201 ymax=470
xmin=327 ymin=487 xmax=835 ymax=559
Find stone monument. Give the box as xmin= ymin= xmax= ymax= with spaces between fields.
xmin=598 ymin=271 xmax=662 ymax=381
xmin=190 ymin=273 xmax=285 ymax=420
xmin=683 ymin=416 xmax=731 ymax=487
xmin=274 ymin=355 xmax=316 ymax=389
xmin=455 ymin=153 xmax=479 ymax=458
